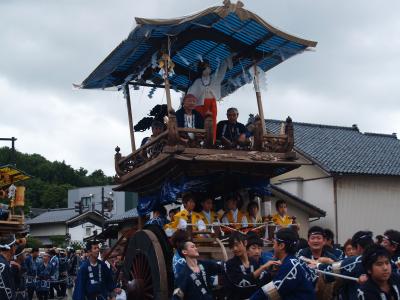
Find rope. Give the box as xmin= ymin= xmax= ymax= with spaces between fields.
xmin=298 ymin=257 xmax=358 ymax=282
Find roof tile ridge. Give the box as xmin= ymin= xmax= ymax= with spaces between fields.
xmin=363 ymin=132 xmax=398 ymax=139
xmin=265 ymin=119 xmax=358 ymax=131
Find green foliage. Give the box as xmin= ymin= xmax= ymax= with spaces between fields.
xmin=26 ymin=236 xmax=43 ymax=249
xmin=0 ymin=147 xmax=113 ymax=209
xmin=49 ymin=235 xmax=68 ymax=248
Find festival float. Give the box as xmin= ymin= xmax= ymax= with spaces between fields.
xmin=77 ymin=1 xmax=317 ymax=299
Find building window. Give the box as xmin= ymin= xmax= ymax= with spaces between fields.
xmin=86 ymin=227 xmax=91 ymax=236
xmin=81 ymin=196 xmax=91 ymax=208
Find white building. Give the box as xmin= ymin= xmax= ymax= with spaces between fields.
xmin=27 ymin=185 xmax=137 ymax=245
xmin=267 ymin=120 xmax=400 ymax=244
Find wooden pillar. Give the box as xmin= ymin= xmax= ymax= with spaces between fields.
xmin=253 ymin=64 xmax=266 ymax=135
xmin=124 ymin=84 xmax=136 ymax=152
xmin=163 ymin=56 xmax=173 ymax=115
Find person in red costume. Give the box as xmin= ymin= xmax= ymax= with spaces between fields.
xmin=188 ymin=56 xmax=232 ymax=142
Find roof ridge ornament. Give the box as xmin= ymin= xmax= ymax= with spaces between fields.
xmin=223 ymin=0 xmax=245 ymax=11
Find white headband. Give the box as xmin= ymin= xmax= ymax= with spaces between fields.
xmin=0 ymin=236 xmax=16 ymax=250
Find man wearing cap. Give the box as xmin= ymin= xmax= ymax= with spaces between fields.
xmin=382 ymin=229 xmax=400 ymax=276
xmin=10 ymin=245 xmax=27 ymax=300
xmin=0 ymin=234 xmax=17 ymax=300
xmin=73 ymin=241 xmax=118 ymax=300
xmin=250 ymin=228 xmax=316 ymax=300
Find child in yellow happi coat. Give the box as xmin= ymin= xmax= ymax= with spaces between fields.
xmin=271 ymin=199 xmax=293 ymax=227
xmin=196 ymin=195 xmax=221 ymax=236
xmin=246 ymin=201 xmax=263 ymax=228
xmin=221 ymin=194 xmax=248 ymax=229
xmin=167 ymin=193 xmax=201 ymax=231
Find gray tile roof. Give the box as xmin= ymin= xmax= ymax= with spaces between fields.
xmin=266 ymin=120 xmax=400 ymax=176
xmin=105 ymin=208 xmax=138 ymax=224
xmin=26 ymin=208 xmax=78 ymax=225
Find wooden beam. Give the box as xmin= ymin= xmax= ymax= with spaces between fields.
xmin=124 ymin=85 xmax=136 ymax=152
xmin=253 ymin=64 xmax=266 ymax=135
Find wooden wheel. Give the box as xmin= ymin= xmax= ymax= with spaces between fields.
xmin=124 ymin=229 xmax=169 ymax=300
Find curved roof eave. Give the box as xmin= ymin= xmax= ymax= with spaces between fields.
xmin=135 ymin=3 xmax=317 ymax=48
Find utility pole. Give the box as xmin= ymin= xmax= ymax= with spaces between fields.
xmin=101 ymin=186 xmax=105 ymax=232
xmin=0 ymin=137 xmax=17 ymax=166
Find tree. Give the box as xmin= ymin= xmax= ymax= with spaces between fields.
xmin=0 ymin=146 xmax=114 ymax=209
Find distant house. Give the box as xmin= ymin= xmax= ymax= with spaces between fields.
xmin=27 ymin=185 xmax=138 ymax=245
xmin=26 ymin=208 xmax=104 ymax=245
xmin=268 ymin=120 xmax=400 ymax=243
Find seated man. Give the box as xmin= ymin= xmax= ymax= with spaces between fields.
xmin=221 ymin=193 xmax=248 ymax=229
xmin=271 ymin=200 xmax=293 ymax=228
xmin=176 ymin=94 xmax=204 ymax=131
xmin=216 ymin=107 xmax=247 ymax=148
xmin=357 ymin=244 xmax=400 ymax=300
xmin=141 ymin=120 xmax=164 ymax=146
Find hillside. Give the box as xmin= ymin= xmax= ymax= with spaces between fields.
xmin=0 ymin=147 xmax=113 ymax=209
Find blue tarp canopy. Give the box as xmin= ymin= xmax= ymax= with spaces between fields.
xmin=137 ymin=173 xmax=271 ymax=216
xmin=79 ymin=2 xmax=317 ymax=98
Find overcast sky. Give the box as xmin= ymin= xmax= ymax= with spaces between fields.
xmin=1 ymin=0 xmax=399 ymax=175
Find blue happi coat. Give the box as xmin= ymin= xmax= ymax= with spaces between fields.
xmin=145 ymin=216 xmax=169 ymax=228
xmin=73 ymin=259 xmax=115 ymax=300
xmin=25 ymin=255 xmax=41 ymax=288
xmin=173 ymin=251 xmax=186 ymax=280
xmin=0 ymin=254 xmax=15 ymax=300
xmin=318 ymin=255 xmax=364 ymax=300
xmin=172 ymin=260 xmax=223 ymax=300
xmin=250 ymin=255 xmax=316 ymax=300
xmin=36 ymin=261 xmax=55 ymax=292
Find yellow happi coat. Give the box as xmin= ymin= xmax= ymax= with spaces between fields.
xmin=222 ymin=209 xmax=247 ymax=229
xmin=271 ymin=213 xmax=293 ymax=227
xmin=167 ymin=209 xmax=202 ymax=231
xmin=246 ymin=214 xmax=263 ymax=228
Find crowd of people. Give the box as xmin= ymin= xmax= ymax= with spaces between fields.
xmin=0 ymin=237 xmax=124 ymax=300
xmin=1 ymin=193 xmax=400 ymax=300
xmin=169 ymin=226 xmax=400 ymax=300
xmin=143 ymin=192 xmax=400 ymax=300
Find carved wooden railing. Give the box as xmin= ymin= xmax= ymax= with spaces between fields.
xmin=115 ymin=113 xmax=295 ymax=177
xmin=253 ymin=116 xmax=294 ymax=153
